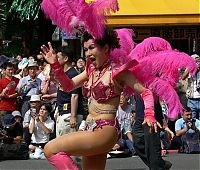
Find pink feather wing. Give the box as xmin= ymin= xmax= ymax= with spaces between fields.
xmin=129 ymin=37 xmax=172 ymax=61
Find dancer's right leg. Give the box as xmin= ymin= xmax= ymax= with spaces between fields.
xmin=44 ymin=126 xmax=118 ymax=170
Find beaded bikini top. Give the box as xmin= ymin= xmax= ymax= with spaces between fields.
xmin=82 ymin=60 xmax=120 ymax=102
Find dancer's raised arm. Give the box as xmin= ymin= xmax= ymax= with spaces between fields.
xmin=41 ymin=42 xmax=88 ymax=92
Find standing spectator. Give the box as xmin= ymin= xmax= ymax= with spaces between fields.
xmin=0 ymin=62 xmax=19 ymax=127
xmin=23 ymin=95 xmax=42 ymax=146
xmin=75 ymin=57 xmax=88 ymax=118
xmin=75 ymin=57 xmax=86 ymax=74
xmin=29 ymin=103 xmax=54 ymax=158
xmin=37 ymin=60 xmax=48 ymax=81
xmin=174 ymin=107 xmax=200 ymax=153
xmin=17 ymin=59 xmax=41 ymax=117
xmin=55 ymin=46 xmax=84 ymax=137
xmin=16 ymin=55 xmax=23 ymax=62
xmin=133 ymin=95 xmax=172 ymax=169
xmin=41 ymin=68 xmax=57 ymax=105
xmin=182 ymin=54 xmax=200 ymax=119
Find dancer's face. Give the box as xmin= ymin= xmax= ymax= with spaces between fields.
xmin=84 ymin=39 xmax=109 ymax=68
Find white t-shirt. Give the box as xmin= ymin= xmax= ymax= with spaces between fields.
xmin=29 ymin=116 xmax=54 ymax=144
xmin=116 ymin=104 xmax=133 ymax=131
xmin=187 ymin=71 xmax=200 ymax=98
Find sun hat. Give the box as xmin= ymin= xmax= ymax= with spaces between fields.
xmin=28 ymin=59 xmax=38 ymax=68
xmin=3 ymin=114 xmax=16 ymax=127
xmin=18 ymin=58 xmax=29 ymax=70
xmin=12 ymin=110 xmax=22 ymax=118
xmin=30 ymin=95 xmax=41 ymax=102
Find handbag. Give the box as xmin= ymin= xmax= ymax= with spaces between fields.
xmin=0 ymin=142 xmax=29 ymax=160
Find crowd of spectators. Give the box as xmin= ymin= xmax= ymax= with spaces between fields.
xmin=0 ymin=51 xmax=200 ymax=161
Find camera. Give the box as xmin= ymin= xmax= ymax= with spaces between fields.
xmin=188 ymin=119 xmax=196 ymax=125
xmin=30 ymin=108 xmax=37 ymax=117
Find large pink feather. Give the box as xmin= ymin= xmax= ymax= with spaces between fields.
xmin=129 ymin=51 xmax=197 ymax=88
xmin=110 ymin=28 xmax=136 ymax=64
xmin=41 ymin=0 xmax=119 ymax=38
xmin=129 ymin=37 xmax=172 ymax=61
xmin=148 ymin=77 xmax=183 ymax=119
xmin=78 ymin=1 xmax=106 ymax=39
xmin=41 ymin=0 xmax=80 ymax=34
xmin=78 ymin=0 xmax=119 ymax=38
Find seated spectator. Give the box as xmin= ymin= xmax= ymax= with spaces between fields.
xmin=1 ymin=114 xmax=23 ymax=144
xmin=173 ymin=107 xmax=200 ymax=153
xmin=0 ymin=113 xmax=29 ymax=160
xmin=28 ymin=103 xmax=54 ymax=159
xmin=112 ymin=94 xmax=136 ymax=157
xmin=121 ymin=111 xmax=137 ymax=156
xmin=23 ymin=95 xmax=42 ymax=145
xmin=159 ymin=126 xmax=174 ymax=156
xmin=12 ymin=110 xmax=23 ymax=126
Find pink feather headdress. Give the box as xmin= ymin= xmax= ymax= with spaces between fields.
xmin=41 ymin=0 xmax=119 ymax=39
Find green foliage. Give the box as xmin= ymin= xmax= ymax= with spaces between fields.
xmin=9 ymin=0 xmax=42 ymax=21
xmin=2 ymin=40 xmax=21 ymax=57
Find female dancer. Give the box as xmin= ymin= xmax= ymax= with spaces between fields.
xmin=41 ymin=28 xmax=156 ymax=170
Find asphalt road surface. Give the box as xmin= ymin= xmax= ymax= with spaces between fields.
xmin=0 ymin=153 xmax=199 ymax=170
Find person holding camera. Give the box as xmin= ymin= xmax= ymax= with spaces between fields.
xmin=182 ymin=54 xmax=200 ymax=120
xmin=28 ymin=103 xmax=54 ymax=159
xmin=23 ymin=95 xmax=42 ymax=146
xmin=174 ymin=107 xmax=200 ymax=153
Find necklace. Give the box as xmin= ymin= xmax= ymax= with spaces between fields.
xmin=92 ymin=66 xmax=109 ymax=85
xmin=94 ymin=59 xmax=110 ymax=77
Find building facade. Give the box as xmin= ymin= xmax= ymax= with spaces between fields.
xmin=104 ymin=0 xmax=200 ymax=54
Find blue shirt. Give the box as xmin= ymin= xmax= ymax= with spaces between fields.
xmin=17 ymin=75 xmax=41 ymax=96
xmin=175 ymin=118 xmax=200 ymax=134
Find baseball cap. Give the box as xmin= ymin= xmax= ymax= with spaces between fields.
xmin=3 ymin=114 xmax=16 ymax=127
xmin=30 ymin=95 xmax=41 ymax=102
xmin=12 ymin=110 xmax=22 ymax=118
